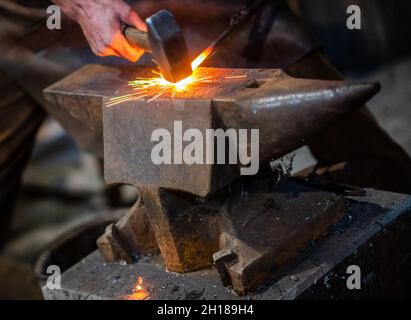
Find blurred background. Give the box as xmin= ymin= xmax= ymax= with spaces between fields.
xmin=292 ymin=0 xmax=411 ymax=172
xmin=1 ymin=0 xmax=411 ymax=299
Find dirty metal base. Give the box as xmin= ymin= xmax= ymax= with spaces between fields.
xmin=98 ymin=175 xmax=347 ymax=295
xmin=42 ymin=189 xmax=411 ymax=300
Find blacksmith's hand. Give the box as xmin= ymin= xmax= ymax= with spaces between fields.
xmin=53 ymin=0 xmax=147 ymax=62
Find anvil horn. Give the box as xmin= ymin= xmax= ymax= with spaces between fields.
xmin=215 ymin=75 xmax=381 ymax=164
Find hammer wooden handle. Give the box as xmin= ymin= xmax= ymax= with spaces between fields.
xmin=124 ymin=27 xmax=152 ymax=52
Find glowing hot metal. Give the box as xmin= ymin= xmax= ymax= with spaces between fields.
xmin=191 ymin=46 xmax=215 ymax=71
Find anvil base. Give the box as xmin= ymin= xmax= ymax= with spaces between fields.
xmin=42 ymin=189 xmax=411 ymax=300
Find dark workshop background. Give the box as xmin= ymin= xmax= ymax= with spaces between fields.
xmin=1 ymin=0 xmax=411 ymax=299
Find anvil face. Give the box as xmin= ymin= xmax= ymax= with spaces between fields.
xmin=44 ymin=64 xmax=379 ymax=196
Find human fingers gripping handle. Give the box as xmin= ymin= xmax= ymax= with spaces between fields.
xmin=52 ymin=0 xmax=146 ymax=62
xmin=123 ymin=26 xmax=151 ymax=52
xmin=121 ymin=9 xmax=148 ymax=32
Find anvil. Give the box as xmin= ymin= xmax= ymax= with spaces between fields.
xmin=44 ymin=64 xmax=379 ymax=195
xmin=43 ymin=64 xmax=379 ymax=294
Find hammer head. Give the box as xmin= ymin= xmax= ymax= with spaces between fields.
xmin=146 ymin=10 xmax=192 ymax=83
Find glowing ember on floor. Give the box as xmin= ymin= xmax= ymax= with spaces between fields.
xmin=107 ymin=47 xmax=245 ymax=107
xmin=127 ymin=276 xmax=150 ymax=300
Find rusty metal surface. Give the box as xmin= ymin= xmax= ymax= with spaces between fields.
xmin=44 ymin=64 xmax=379 ymax=293
xmin=100 ymin=66 xmax=378 ymax=196
xmin=138 ymin=177 xmax=347 ymax=294
xmin=44 ymin=65 xmax=379 ymax=180
xmin=42 ymin=189 xmax=411 ymax=300
xmin=216 ymin=179 xmax=347 ymax=295
xmin=97 ymin=199 xmax=159 ymax=263
xmin=44 ymin=63 xmax=380 ymax=293
xmin=45 ymin=65 xmax=379 ymax=196
xmin=138 ymin=186 xmax=223 ymax=273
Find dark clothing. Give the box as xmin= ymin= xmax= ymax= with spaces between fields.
xmin=0 ymin=2 xmax=89 ymax=247
xmin=0 ymin=73 xmax=46 ymax=246
xmin=1 ymin=0 xmax=411 ymax=248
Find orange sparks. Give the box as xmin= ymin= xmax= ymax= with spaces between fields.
xmin=106 ymin=45 xmax=248 ymax=107
xmin=107 ymin=63 xmax=247 ymax=107
xmin=106 ymin=69 xmax=201 ymax=107
xmin=224 ymin=75 xmax=248 ymax=79
xmin=191 ymin=46 xmax=215 ymax=71
xmin=127 ymin=276 xmax=150 ymax=300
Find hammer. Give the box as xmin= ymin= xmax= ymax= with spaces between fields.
xmin=124 ymin=10 xmax=192 ymax=83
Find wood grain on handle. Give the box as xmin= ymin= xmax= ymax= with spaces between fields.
xmin=124 ymin=27 xmax=151 ymax=52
